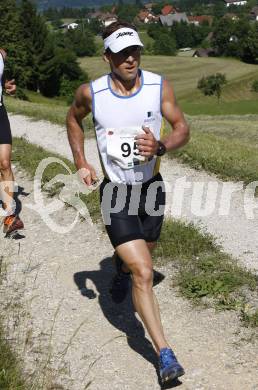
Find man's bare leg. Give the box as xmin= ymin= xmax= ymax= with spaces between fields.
xmin=0 ymin=144 xmax=14 ymax=215
xmin=114 ymin=241 xmax=156 ymax=273
xmin=116 ymin=239 xmax=169 ymax=353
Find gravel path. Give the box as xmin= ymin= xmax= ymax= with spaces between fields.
xmin=0 ymin=114 xmax=257 ymax=390
xmin=1 ymin=170 xmax=257 ymax=390
xmin=10 ymin=114 xmax=258 ymax=273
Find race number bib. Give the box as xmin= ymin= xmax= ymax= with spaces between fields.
xmin=106 ymin=127 xmax=151 ymax=169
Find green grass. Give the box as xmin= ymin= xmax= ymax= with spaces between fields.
xmin=79 ymin=55 xmax=258 ymax=96
xmin=155 ymin=220 xmax=256 ymax=308
xmin=138 ymin=30 xmax=154 ymax=48
xmin=5 ymin=96 xmax=68 ymax=126
xmin=12 ymin=137 xmax=99 ymax=223
xmin=241 ymin=309 xmax=258 ymax=327
xmin=0 ymin=325 xmax=27 ymax=390
xmin=79 ymin=55 xmax=258 ymax=115
xmin=181 ymin=99 xmax=258 ymax=116
xmin=5 ymin=96 xmax=94 ymax=133
xmin=11 ymin=137 xmax=258 ymax=325
xmin=0 ymin=255 xmax=27 ymax=390
xmin=165 ymin=115 xmax=258 ymax=185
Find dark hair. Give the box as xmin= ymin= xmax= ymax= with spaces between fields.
xmin=102 ymin=20 xmax=137 ymax=40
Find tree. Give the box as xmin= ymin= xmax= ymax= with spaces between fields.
xmin=171 ymin=22 xmax=194 ymax=49
xmin=117 ymin=4 xmax=140 ymax=22
xmin=0 ymin=0 xmax=28 ymax=86
xmin=153 ymin=33 xmax=177 ymax=56
xmin=251 ymin=79 xmax=258 ymax=93
xmin=197 ymin=73 xmax=227 ymax=102
xmin=212 ymin=17 xmax=257 ymax=62
xmin=19 ymin=0 xmax=49 ymax=90
xmin=66 ymin=27 xmax=97 ymax=57
xmin=213 ymin=1 xmax=226 ymax=18
xmin=241 ymin=22 xmax=258 ymax=63
xmin=39 ymin=40 xmax=86 ymax=97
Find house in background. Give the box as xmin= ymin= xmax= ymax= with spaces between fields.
xmin=137 ymin=9 xmax=158 ymax=24
xmin=223 ymin=13 xmax=239 ymax=20
xmin=89 ymin=11 xmax=117 ymax=27
xmin=193 ymin=48 xmax=217 ymax=57
xmin=250 ymin=6 xmax=258 ymax=21
xmin=188 ymin=15 xmax=213 ymax=26
xmin=160 ymin=12 xmax=189 ymax=26
xmin=67 ymin=22 xmax=79 ymax=30
xmin=59 ymin=22 xmax=78 ymax=30
xmin=103 ymin=15 xmax=117 ymax=27
xmin=161 ymin=5 xmax=176 ymax=16
xmin=224 ymin=0 xmax=247 ymax=6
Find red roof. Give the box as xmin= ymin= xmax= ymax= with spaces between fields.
xmin=188 ymin=15 xmax=213 ymax=25
xmin=161 ymin=5 xmax=175 ymax=16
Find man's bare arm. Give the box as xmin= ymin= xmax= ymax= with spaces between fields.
xmin=161 ymin=79 xmax=190 ymax=151
xmin=135 ymin=79 xmax=189 ymax=157
xmin=0 ymin=48 xmax=7 ymax=61
xmin=66 ymin=84 xmax=97 ymax=185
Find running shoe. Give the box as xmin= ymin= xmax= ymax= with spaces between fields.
xmin=110 ymin=253 xmax=131 ymax=304
xmin=3 ymin=214 xmax=24 ymax=235
xmin=159 ymin=348 xmax=185 ymax=383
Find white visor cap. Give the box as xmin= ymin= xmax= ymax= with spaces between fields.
xmin=104 ymin=28 xmax=144 ymax=53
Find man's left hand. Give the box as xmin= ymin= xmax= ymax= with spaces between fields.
xmin=5 ymin=79 xmax=16 ymax=95
xmin=135 ymin=126 xmax=159 ymax=157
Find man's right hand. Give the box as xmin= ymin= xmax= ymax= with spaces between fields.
xmin=5 ymin=79 xmax=16 ymax=95
xmin=78 ymin=164 xmax=98 ymax=186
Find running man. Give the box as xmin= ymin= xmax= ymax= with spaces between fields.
xmin=0 ymin=48 xmax=24 ymax=234
xmin=66 ymin=21 xmax=189 ymax=383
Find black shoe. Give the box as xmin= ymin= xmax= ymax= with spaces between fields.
xmin=110 ymin=254 xmax=131 ymax=304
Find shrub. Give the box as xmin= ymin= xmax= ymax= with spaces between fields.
xmin=197 ymin=73 xmax=227 ymax=102
xmin=251 ymin=80 xmax=258 ymax=93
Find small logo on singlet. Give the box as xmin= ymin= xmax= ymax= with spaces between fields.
xmin=144 ymin=111 xmax=155 ymax=123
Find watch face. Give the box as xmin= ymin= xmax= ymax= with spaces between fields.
xmin=157 ymin=141 xmax=166 ymax=156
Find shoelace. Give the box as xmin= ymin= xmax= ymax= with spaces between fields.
xmin=160 ymin=349 xmax=177 ymax=368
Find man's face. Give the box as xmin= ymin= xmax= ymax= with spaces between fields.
xmin=105 ymin=45 xmax=141 ymax=81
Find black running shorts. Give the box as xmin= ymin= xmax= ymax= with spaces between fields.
xmin=0 ymin=104 xmax=12 ymax=145
xmin=99 ymin=172 xmax=165 ymax=248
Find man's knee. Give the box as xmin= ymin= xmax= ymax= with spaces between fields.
xmin=0 ymin=158 xmax=11 ymax=172
xmin=132 ymin=262 xmax=153 ymax=289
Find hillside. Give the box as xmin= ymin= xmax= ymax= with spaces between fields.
xmin=36 ymin=0 xmax=146 ymax=10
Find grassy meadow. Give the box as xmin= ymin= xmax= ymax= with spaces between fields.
xmin=5 ymin=54 xmax=258 ymax=183
xmin=79 ymin=55 xmax=258 ymax=114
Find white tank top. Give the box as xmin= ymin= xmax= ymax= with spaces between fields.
xmin=90 ymin=69 xmax=163 ymax=184
xmin=0 ymin=53 xmax=4 ymax=105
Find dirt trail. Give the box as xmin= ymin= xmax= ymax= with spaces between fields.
xmin=10 ymin=114 xmax=258 ymax=273
xmin=0 ymin=114 xmax=257 ymax=390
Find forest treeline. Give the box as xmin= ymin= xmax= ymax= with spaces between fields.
xmin=0 ymin=0 xmax=91 ymax=98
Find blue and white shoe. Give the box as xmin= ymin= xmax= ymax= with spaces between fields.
xmin=159 ymin=348 xmax=185 ymax=383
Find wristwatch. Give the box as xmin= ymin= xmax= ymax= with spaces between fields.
xmin=156 ymin=140 xmax=167 ymax=156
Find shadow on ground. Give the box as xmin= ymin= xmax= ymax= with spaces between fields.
xmin=74 ymin=257 xmax=182 ymax=389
